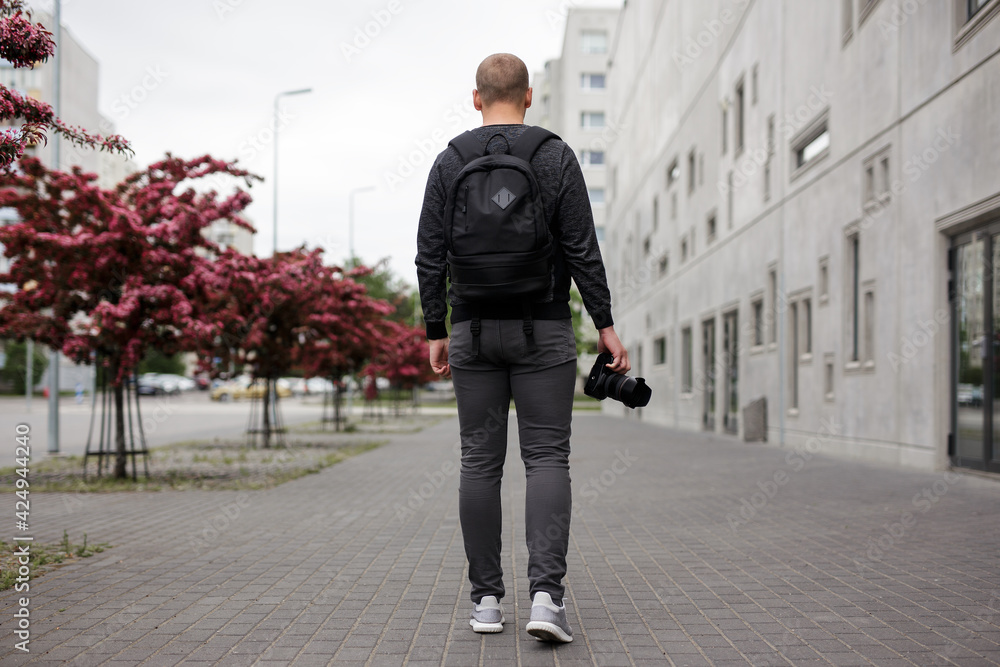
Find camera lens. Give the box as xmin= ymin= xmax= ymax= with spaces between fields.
xmin=608 ymin=374 xmax=652 ymax=409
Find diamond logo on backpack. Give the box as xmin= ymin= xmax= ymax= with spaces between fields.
xmin=491 ymin=187 xmax=516 ymax=210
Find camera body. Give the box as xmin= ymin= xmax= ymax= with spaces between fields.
xmin=584 ymin=352 xmax=652 ymax=409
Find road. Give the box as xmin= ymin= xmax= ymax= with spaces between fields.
xmin=0 ymin=392 xmax=365 ymax=457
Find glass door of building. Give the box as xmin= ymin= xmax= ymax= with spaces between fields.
xmin=723 ymin=311 xmax=739 ymax=434
xmin=952 ymin=229 xmax=1000 ymax=473
xmin=703 ymin=318 xmax=716 ymax=430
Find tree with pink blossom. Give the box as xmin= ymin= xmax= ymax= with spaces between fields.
xmin=0 ymin=0 xmax=130 ymax=167
xmin=0 ymin=154 xmax=257 ymax=477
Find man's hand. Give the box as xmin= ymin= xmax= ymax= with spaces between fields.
xmin=429 ymin=338 xmax=451 ymax=379
xmin=597 ymin=326 xmax=630 ymax=374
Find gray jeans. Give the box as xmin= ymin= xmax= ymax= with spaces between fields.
xmin=449 ymin=317 xmax=577 ymax=604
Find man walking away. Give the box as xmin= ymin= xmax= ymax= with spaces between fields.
xmin=415 ymin=53 xmax=629 ymax=644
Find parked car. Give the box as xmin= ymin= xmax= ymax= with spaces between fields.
xmin=137 ymin=373 xmax=180 ymax=396
xmin=211 ymin=378 xmax=292 ymax=402
xmin=155 ymin=373 xmax=197 ymax=392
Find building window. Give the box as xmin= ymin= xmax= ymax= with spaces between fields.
xmin=681 ymin=237 xmax=689 ymax=262
xmin=863 ymin=288 xmax=875 ymax=365
xmin=791 ymin=112 xmax=831 ymax=177
xmin=581 ymin=30 xmax=608 ymax=54
xmin=653 ymin=197 xmax=659 ymax=231
xmin=795 ymin=127 xmax=829 ymax=169
xmin=825 ymin=355 xmax=835 ymax=400
xmin=658 ymin=253 xmax=668 ymax=277
xmin=968 ymin=0 xmax=992 ymax=17
xmin=848 ymin=233 xmax=860 ymax=362
xmin=654 ymin=336 xmax=667 ymax=365
xmin=859 ymin=0 xmax=883 ymax=26
xmin=843 ymin=0 xmax=854 ymax=42
xmin=688 ymin=149 xmax=696 ymax=194
xmin=681 ymin=327 xmax=693 ymax=392
xmin=671 ymin=192 xmax=678 ymax=220
xmin=581 ymin=111 xmax=605 ymax=129
xmin=580 ymin=73 xmax=606 ymax=91
xmin=588 ymin=188 xmax=605 ymax=205
xmin=643 ymin=235 xmax=651 ymax=256
xmin=956 ymin=0 xmax=1000 ymax=48
xmin=698 ymin=154 xmax=705 ymax=186
xmin=727 ymin=172 xmax=734 ymax=227
xmin=580 ymin=150 xmax=605 ymax=167
xmin=863 ymin=146 xmax=892 ymax=205
xmin=734 ymin=77 xmax=745 ymax=155
xmin=789 ymin=301 xmax=799 ymax=409
xmin=767 ymin=115 xmax=775 ymax=154
xmin=819 ymin=256 xmax=830 ymax=303
xmin=707 ymin=213 xmax=717 ymax=244
xmin=802 ymin=298 xmax=812 ymax=355
xmin=768 ymin=268 xmax=778 ymax=345
xmin=752 ymin=298 xmax=765 ymax=347
xmin=666 ymin=158 xmax=679 ymax=189
xmin=751 ymin=64 xmax=759 ymax=105
xmin=721 ymin=104 xmax=728 ymax=154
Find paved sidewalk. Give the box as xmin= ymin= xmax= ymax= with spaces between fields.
xmin=2 ymin=414 xmax=1000 ymax=665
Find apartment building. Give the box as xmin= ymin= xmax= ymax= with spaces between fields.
xmin=526 ymin=6 xmax=620 ymax=241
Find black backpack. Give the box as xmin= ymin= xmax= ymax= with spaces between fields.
xmin=443 ymin=126 xmax=560 ymax=302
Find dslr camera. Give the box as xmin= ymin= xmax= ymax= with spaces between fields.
xmin=584 ymin=352 xmax=652 ymax=409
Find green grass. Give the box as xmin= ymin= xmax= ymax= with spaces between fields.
xmin=0 ymin=530 xmax=111 ymax=591
xmin=0 ymin=441 xmax=386 ymax=493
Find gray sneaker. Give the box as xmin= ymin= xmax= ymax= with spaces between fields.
xmin=526 ymin=592 xmax=573 ymax=643
xmin=469 ymin=595 xmax=505 ymax=633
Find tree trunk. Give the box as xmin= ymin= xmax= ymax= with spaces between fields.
xmin=112 ymin=359 xmax=127 ymax=479
xmin=262 ymin=377 xmax=272 ymax=449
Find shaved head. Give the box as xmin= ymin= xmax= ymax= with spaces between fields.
xmin=475 ymin=53 xmax=530 ymax=107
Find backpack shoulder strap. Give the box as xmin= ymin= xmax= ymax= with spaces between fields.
xmin=511 ymin=126 xmax=560 ymax=163
xmin=448 ymin=131 xmax=485 ymax=164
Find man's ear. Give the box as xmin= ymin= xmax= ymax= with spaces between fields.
xmin=473 ymin=89 xmax=483 ymax=112
xmin=525 ymin=87 xmax=533 ymax=110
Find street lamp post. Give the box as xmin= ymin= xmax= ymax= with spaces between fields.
xmin=48 ymin=0 xmax=62 ymax=454
xmin=272 ymin=87 xmax=312 ymax=256
xmin=348 ymin=186 xmax=375 ymax=266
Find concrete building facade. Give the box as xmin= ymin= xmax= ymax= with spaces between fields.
xmin=603 ymin=0 xmax=1000 ymax=474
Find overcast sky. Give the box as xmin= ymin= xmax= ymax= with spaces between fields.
xmin=28 ymin=0 xmax=620 ymax=287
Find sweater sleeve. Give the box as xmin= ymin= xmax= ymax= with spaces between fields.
xmin=415 ymin=157 xmax=450 ymax=340
xmin=553 ymin=144 xmax=615 ymax=330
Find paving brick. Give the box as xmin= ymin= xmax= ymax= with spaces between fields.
xmin=2 ymin=415 xmax=999 ymax=664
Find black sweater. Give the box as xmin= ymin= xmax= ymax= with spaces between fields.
xmin=415 ymin=124 xmax=614 ymax=340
